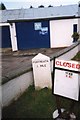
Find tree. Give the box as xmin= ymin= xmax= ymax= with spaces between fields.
xmin=0 ymin=2 xmax=6 ymax=10
xmin=30 ymin=6 xmax=33 ymax=8
xmin=38 ymin=5 xmax=44 ymax=8
xmin=48 ymin=5 xmax=53 ymax=7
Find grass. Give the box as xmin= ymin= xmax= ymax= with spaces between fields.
xmin=72 ymin=51 xmax=80 ymax=61
xmin=2 ymin=86 xmax=55 ymax=119
xmin=2 ymin=52 xmax=80 ymax=119
xmin=2 ymin=85 xmax=80 ymax=119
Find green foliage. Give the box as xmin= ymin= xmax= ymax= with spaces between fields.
xmin=48 ymin=5 xmax=53 ymax=7
xmin=0 ymin=2 xmax=6 ymax=10
xmin=38 ymin=5 xmax=44 ymax=8
xmin=72 ymin=51 xmax=80 ymax=61
xmin=30 ymin=6 xmax=33 ymax=8
xmin=72 ymin=32 xmax=80 ymax=40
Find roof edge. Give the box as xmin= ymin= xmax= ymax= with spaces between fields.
xmin=7 ymin=15 xmax=79 ymax=23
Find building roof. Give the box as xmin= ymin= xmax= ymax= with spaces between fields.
xmin=0 ymin=4 xmax=79 ymax=23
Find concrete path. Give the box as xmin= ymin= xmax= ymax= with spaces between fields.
xmin=1 ymin=48 xmax=65 ymax=84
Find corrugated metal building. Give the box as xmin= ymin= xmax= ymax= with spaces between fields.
xmin=0 ymin=4 xmax=80 ymax=51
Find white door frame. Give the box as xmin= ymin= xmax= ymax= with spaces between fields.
xmin=9 ymin=23 xmax=18 ymax=51
xmin=0 ymin=23 xmax=18 ymax=51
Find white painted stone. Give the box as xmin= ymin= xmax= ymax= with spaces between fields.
xmin=32 ymin=53 xmax=52 ymax=90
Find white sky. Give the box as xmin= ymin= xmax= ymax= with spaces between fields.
xmin=0 ymin=0 xmax=80 ymax=9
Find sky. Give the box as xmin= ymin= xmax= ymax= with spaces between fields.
xmin=0 ymin=0 xmax=80 ymax=9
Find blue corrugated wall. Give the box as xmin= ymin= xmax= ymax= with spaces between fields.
xmin=16 ymin=20 xmax=50 ymax=50
xmin=0 ymin=26 xmax=11 ymax=48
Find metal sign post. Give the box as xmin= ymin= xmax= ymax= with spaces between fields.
xmin=52 ymin=58 xmax=64 ymax=119
xmin=52 ymin=58 xmax=80 ymax=119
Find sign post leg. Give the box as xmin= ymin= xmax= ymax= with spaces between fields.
xmin=55 ymin=96 xmax=61 ymax=115
xmin=53 ymin=96 xmax=65 ymax=119
xmin=69 ymin=100 xmax=75 ymax=113
xmin=69 ymin=100 xmax=76 ymax=119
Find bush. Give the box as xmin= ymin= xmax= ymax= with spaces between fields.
xmin=72 ymin=32 xmax=79 ymax=40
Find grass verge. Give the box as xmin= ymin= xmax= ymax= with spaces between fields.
xmin=72 ymin=51 xmax=80 ymax=61
xmin=2 ymin=85 xmax=80 ymax=119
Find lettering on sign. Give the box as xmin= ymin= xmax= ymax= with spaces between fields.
xmin=37 ymin=64 xmax=46 ymax=68
xmin=40 ymin=64 xmax=46 ymax=67
xmin=34 ymin=22 xmax=42 ymax=30
xmin=34 ymin=22 xmax=48 ymax=35
xmin=33 ymin=60 xmax=49 ymax=63
xmin=65 ymin=72 xmax=73 ymax=78
xmin=55 ymin=59 xmax=80 ymax=71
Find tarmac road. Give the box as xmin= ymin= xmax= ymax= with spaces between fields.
xmin=1 ymin=48 xmax=66 ymax=84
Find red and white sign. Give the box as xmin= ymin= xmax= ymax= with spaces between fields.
xmin=55 ymin=59 xmax=80 ymax=71
xmin=54 ymin=59 xmax=80 ymax=101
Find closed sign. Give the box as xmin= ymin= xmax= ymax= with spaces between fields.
xmin=53 ymin=59 xmax=80 ymax=101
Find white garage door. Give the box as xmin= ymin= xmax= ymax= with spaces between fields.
xmin=50 ymin=19 xmax=78 ymax=48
